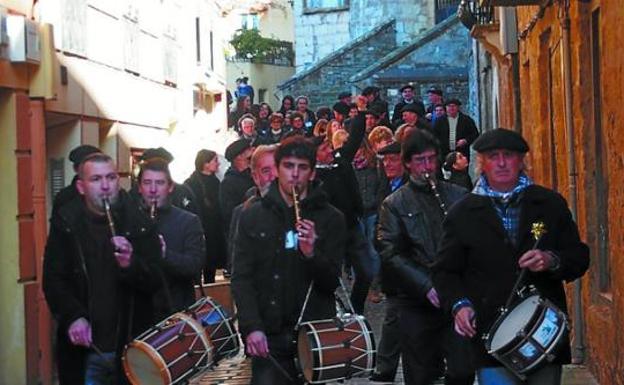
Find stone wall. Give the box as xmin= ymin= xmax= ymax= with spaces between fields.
xmin=293 ymin=1 xmax=350 ymax=71
xmin=353 ymin=18 xmax=473 ymax=122
xmin=349 ymin=0 xmax=434 ymax=44
xmin=280 ymin=20 xmax=397 ymax=108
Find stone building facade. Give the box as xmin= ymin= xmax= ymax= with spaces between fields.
xmin=281 ymin=0 xmax=473 ymax=121
xmin=468 ymin=0 xmax=623 ymax=384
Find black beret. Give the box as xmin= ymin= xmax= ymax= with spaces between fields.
xmin=332 ymin=102 xmax=350 ymax=116
xmin=445 ymin=98 xmax=462 ymax=106
xmin=399 ymin=84 xmax=415 ymax=92
xmin=377 ymin=141 xmax=401 ymax=155
xmin=364 ymin=109 xmax=380 ymax=118
xmin=473 ymin=128 xmax=530 ymax=153
xmin=337 ymin=92 xmax=351 ymax=100
xmin=427 ymin=87 xmax=443 ymax=96
xmin=69 ymin=145 xmax=100 ymax=166
xmin=141 ymin=147 xmax=174 ymax=163
xmin=225 ymin=138 xmax=252 ymax=162
xmin=401 ymin=104 xmax=420 ymax=114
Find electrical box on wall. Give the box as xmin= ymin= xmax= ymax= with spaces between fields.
xmin=7 ymin=15 xmax=41 ymax=64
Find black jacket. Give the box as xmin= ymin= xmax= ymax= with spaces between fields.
xmin=316 ymin=112 xmax=366 ymax=227
xmin=432 ymin=185 xmax=590 ymax=367
xmin=219 ymin=167 xmax=255 ymax=238
xmin=185 ymin=171 xmax=227 ymax=269
xmin=152 ymin=205 xmax=205 ymax=320
xmin=376 ymin=179 xmax=467 ymax=300
xmin=391 ymin=99 xmax=425 ymax=126
xmin=231 ymin=181 xmax=346 ymax=337
xmin=432 ymin=112 xmax=480 ymax=161
xmin=42 ymin=190 xmax=163 ymax=384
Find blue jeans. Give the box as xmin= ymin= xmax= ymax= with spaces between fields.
xmin=84 ymin=351 xmax=116 ymax=385
xmin=478 ymin=364 xmax=562 ymax=385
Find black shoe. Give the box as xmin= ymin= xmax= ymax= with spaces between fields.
xmin=369 ymin=373 xmax=394 ymax=383
xmin=222 ymin=269 xmax=232 ymax=279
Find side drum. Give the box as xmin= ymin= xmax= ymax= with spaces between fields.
xmin=296 ymin=315 xmax=376 ymax=384
xmin=186 ymin=296 xmax=240 ymax=362
xmin=123 ymin=312 xmax=213 ymax=385
xmin=484 ymin=293 xmax=568 ymax=380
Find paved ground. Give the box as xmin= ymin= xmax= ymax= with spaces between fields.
xmin=193 ymin=278 xmax=599 ymax=385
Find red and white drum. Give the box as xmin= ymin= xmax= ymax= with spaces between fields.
xmin=123 ymin=312 xmax=213 ymax=385
xmin=186 ymin=296 xmax=240 ymax=362
xmin=296 ymin=315 xmax=376 ymax=384
xmin=485 ymin=292 xmax=568 ymax=380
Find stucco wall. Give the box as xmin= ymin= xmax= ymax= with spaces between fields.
xmin=0 ymin=91 xmax=27 ymax=385
xmin=227 ymin=62 xmax=295 ymax=110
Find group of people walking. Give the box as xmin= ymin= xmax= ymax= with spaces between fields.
xmin=42 ymin=83 xmax=589 ymax=385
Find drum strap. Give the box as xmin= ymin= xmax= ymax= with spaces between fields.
xmin=296 ymin=281 xmax=314 ymax=328
xmin=337 ymin=277 xmax=356 ymax=314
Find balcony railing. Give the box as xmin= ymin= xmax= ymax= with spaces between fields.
xmin=458 ymin=0 xmax=495 ymax=30
xmin=227 ymin=40 xmax=294 ymax=67
xmin=435 ymin=0 xmax=462 ymax=23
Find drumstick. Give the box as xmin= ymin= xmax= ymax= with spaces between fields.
xmin=267 ymin=354 xmax=294 ymax=382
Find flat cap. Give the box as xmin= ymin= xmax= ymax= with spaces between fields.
xmin=473 ymin=128 xmax=530 ymax=153
xmin=401 ymin=104 xmax=421 ymax=114
xmin=332 ymin=102 xmax=350 ymax=116
xmin=337 ymin=91 xmax=351 ymax=100
xmin=377 ymin=141 xmax=401 ymax=155
xmin=399 ymin=84 xmax=414 ymax=92
xmin=225 ymin=138 xmax=252 ymax=162
xmin=69 ymin=145 xmax=101 ymax=166
xmin=445 ymin=98 xmax=462 ymax=106
xmin=141 ymin=147 xmax=174 ymax=163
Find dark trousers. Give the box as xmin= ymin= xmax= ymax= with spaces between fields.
xmin=397 ymin=302 xmax=475 ymax=385
xmin=372 ymin=299 xmax=401 ymax=380
xmin=251 ymin=331 xmax=303 ymax=385
xmin=347 ymin=224 xmax=373 ymax=314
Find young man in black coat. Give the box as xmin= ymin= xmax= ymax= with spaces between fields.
xmin=137 ymin=159 xmax=205 ymax=320
xmin=231 ymin=136 xmax=346 ymax=385
xmin=43 ymin=153 xmax=163 ymax=385
xmin=376 ymin=131 xmax=474 ymax=385
xmin=433 ymin=128 xmax=590 ymax=385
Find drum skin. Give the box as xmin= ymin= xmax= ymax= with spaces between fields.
xmin=186 ymin=297 xmax=240 ymax=362
xmin=296 ymin=315 xmax=376 ymax=384
xmin=123 ymin=313 xmax=213 ymax=385
xmin=485 ymin=293 xmax=568 ymax=379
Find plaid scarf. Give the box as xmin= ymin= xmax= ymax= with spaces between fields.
xmin=473 ymin=173 xmax=533 ymax=245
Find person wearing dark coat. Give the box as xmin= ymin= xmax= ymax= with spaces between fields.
xmin=231 ymin=137 xmax=346 ymax=385
xmin=443 ymin=151 xmax=473 ymax=191
xmin=51 ymin=144 xmax=101 ymax=217
xmin=432 ymin=99 xmax=480 ymax=162
xmin=376 ymin=131 xmax=474 ymax=385
xmin=42 ymin=153 xmax=163 ymax=385
xmin=432 ymin=128 xmax=590 ymax=385
xmin=392 ymin=84 xmax=425 ymax=126
xmin=294 ymin=96 xmax=317 ymax=135
xmin=137 ymin=159 xmax=205 ymax=320
xmin=220 ymin=139 xmax=255 ymax=245
xmin=185 ymin=149 xmax=227 ymax=283
xmin=132 ymin=147 xmax=200 ymax=216
xmin=315 ymin=110 xmax=371 ymax=314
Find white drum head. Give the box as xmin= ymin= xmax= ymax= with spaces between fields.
xmin=124 ymin=341 xmax=169 ymax=385
xmin=490 ymin=295 xmax=540 ymax=351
